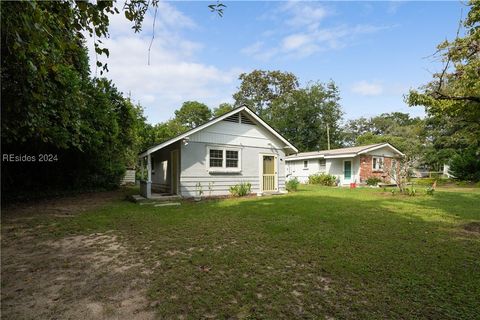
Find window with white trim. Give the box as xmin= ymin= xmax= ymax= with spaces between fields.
xmin=303 ymin=160 xmax=308 ymax=169
xmin=372 ymin=156 xmax=384 ymax=171
xmin=207 ymin=147 xmax=241 ymax=171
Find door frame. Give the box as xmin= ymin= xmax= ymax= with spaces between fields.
xmin=259 ymin=153 xmax=278 ymax=192
xmin=343 ymin=159 xmax=352 ymax=183
xmin=170 ymin=149 xmax=179 ymax=194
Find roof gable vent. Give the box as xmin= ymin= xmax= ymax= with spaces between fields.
xmin=240 ymin=112 xmax=255 ymax=125
xmin=223 ymin=113 xmax=240 ymax=123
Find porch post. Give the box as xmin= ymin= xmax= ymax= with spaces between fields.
xmin=147 ymin=154 xmax=152 ymax=182
xmin=146 ymin=154 xmax=152 ymax=198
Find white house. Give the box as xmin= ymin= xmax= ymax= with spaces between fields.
xmin=285 ymin=143 xmax=404 ymax=185
xmin=138 ymin=106 xmax=298 ymax=198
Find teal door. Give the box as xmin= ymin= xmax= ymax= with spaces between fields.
xmin=344 ymin=161 xmax=352 ymax=180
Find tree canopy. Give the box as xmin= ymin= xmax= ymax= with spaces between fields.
xmin=174 ymin=101 xmax=212 ymax=129
xmin=406 ymin=0 xmax=479 ymax=178
xmin=1 ymin=1 xmax=147 ymax=199
xmin=269 ymin=82 xmax=344 ymax=151
xmin=213 ymin=103 xmax=235 ymax=117
xmin=233 ymin=70 xmax=299 ymax=117
xmin=343 ymin=112 xmax=426 ymax=158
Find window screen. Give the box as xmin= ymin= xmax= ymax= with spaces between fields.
xmin=226 ymin=150 xmax=239 ymax=168
xmin=209 ymin=149 xmax=223 ymax=167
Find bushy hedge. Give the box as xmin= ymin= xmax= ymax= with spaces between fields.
xmin=308 ymin=173 xmax=337 ymax=186
xmin=286 ymin=177 xmax=300 ymax=192
xmin=229 ymin=182 xmax=252 ymax=197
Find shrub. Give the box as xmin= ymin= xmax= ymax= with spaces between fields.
xmin=308 ymin=173 xmax=337 ymax=186
xmin=449 ymin=148 xmax=480 ymax=182
xmin=406 ymin=187 xmax=416 ymax=196
xmin=229 ymin=182 xmax=251 ymax=197
xmin=286 ymin=178 xmax=300 ymax=192
xmin=366 ymin=176 xmax=382 ymax=186
xmin=426 ymin=187 xmax=435 ymax=195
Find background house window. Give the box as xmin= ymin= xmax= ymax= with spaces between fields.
xmin=372 ymin=156 xmax=384 ymax=171
xmin=209 ymin=149 xmax=223 ymax=167
xmin=303 ymin=160 xmax=308 ymax=169
xmin=319 ymin=159 xmax=326 ymax=172
xmin=226 ymin=150 xmax=239 ymax=168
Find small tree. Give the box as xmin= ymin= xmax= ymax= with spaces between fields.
xmin=384 ymin=157 xmax=417 ymax=193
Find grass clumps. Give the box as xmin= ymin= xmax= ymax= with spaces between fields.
xmin=229 ymin=182 xmax=252 ymax=197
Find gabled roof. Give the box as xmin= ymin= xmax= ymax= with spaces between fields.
xmin=138 ymin=106 xmax=298 ymax=157
xmin=285 ymin=143 xmax=404 ymax=161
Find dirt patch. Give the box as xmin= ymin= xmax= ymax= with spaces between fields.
xmin=2 ymin=189 xmax=128 ymax=220
xmin=1 ymin=190 xmax=156 ymax=319
xmin=463 ymin=222 xmax=480 ymax=233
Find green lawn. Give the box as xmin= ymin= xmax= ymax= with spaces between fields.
xmin=26 ymin=186 xmax=480 ymax=319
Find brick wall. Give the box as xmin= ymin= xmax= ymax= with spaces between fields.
xmin=359 ymin=155 xmax=393 ymax=183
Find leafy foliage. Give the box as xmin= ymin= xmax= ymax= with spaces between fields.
xmin=229 ymin=182 xmax=252 ymax=197
xmin=344 ymin=112 xmax=425 ymax=159
xmin=308 ymin=173 xmax=337 ymax=186
xmin=233 ymin=70 xmax=299 ymax=117
xmin=406 ymin=1 xmax=480 ymax=176
xmin=449 ymin=147 xmax=480 ymax=181
xmin=269 ymin=82 xmax=344 ymax=152
xmin=1 ymin=2 xmax=147 ymax=199
xmin=213 ymin=103 xmax=235 ymax=117
xmin=366 ymin=176 xmax=382 ymax=186
xmin=285 ymin=178 xmax=300 ymax=192
xmin=174 ymin=101 xmax=212 ymax=129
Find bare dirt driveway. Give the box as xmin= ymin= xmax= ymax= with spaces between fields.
xmin=1 ymin=190 xmax=155 ymax=320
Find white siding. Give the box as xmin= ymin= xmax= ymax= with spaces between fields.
xmin=286 ymin=159 xmax=325 ymax=183
xmin=188 ymin=120 xmax=284 ymax=149
xmin=180 ymin=120 xmax=287 ymax=197
xmin=327 ymin=157 xmax=360 ymax=185
xmin=286 ymin=156 xmax=360 ymax=185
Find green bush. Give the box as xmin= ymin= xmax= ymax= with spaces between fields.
xmin=308 ymin=173 xmax=337 ymax=186
xmin=449 ymin=148 xmax=480 ymax=182
xmin=229 ymin=182 xmax=252 ymax=197
xmin=426 ymin=187 xmax=435 ymax=195
xmin=366 ymin=176 xmax=382 ymax=186
xmin=406 ymin=188 xmax=416 ymax=196
xmin=286 ymin=178 xmax=300 ymax=192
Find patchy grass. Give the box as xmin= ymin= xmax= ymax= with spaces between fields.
xmin=2 ymin=185 xmax=480 ymax=319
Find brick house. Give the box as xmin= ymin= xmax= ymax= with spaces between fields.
xmin=285 ymin=143 xmax=404 ymax=185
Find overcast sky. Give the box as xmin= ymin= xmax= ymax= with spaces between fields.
xmin=87 ymin=1 xmax=466 ymax=124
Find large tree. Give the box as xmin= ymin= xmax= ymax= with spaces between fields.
xmin=213 ymin=103 xmax=235 ymax=117
xmin=269 ymin=82 xmax=343 ymax=152
xmin=1 ymin=1 xmax=148 ymax=199
xmin=233 ymin=70 xmax=299 ymax=118
xmin=174 ymin=101 xmax=212 ymax=128
xmin=406 ymin=1 xmax=479 ymax=175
